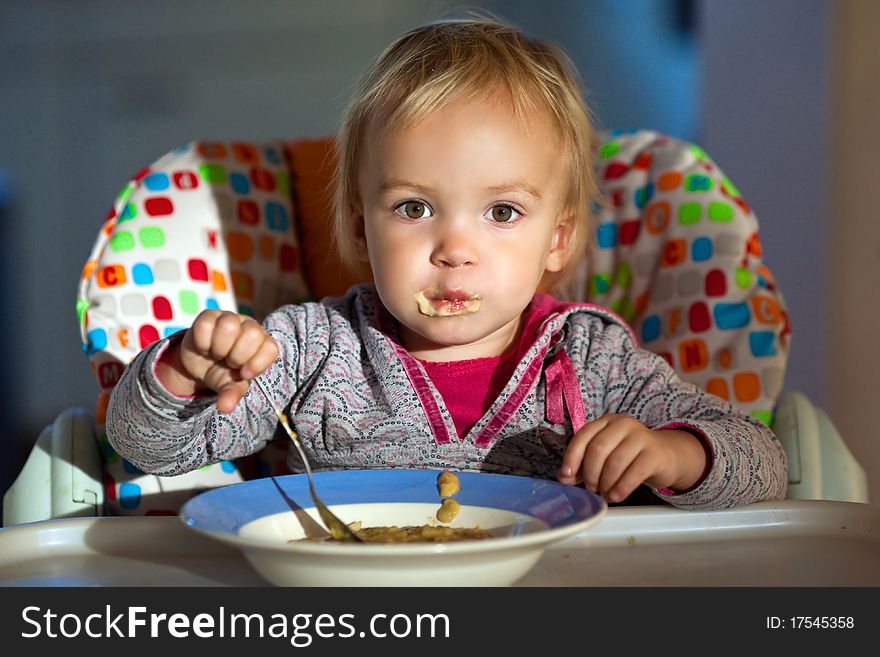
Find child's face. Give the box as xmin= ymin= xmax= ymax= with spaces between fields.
xmin=356 ymin=95 xmax=571 ymax=361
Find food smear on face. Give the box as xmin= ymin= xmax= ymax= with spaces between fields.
xmin=413 ymin=289 xmax=481 ymax=317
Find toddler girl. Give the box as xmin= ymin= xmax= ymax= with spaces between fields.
xmin=107 ymin=19 xmax=787 ymax=509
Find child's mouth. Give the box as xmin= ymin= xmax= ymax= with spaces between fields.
xmin=413 ymin=289 xmax=481 ymax=317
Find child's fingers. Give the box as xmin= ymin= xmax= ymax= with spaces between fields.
xmin=557 ymin=417 xmax=609 ymax=485
xmin=215 ymin=380 xmax=250 ymax=415
xmin=605 ymin=451 xmax=656 ymax=503
xmin=223 ymin=319 xmax=269 ymax=369
xmin=578 ymin=421 xmax=634 ymax=492
xmin=209 ymin=312 xmax=249 ymax=361
xmin=189 ymin=310 xmax=222 ymax=356
xmin=239 ymin=337 xmax=280 ymax=381
xmin=596 ymin=436 xmax=645 ymax=498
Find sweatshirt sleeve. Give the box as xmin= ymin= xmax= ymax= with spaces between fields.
xmin=583 ymin=318 xmax=788 ymax=510
xmin=105 ymin=304 xmax=321 ymax=476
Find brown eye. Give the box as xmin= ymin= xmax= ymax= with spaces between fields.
xmin=397 ymin=201 xmax=430 ymax=219
xmin=488 ymin=204 xmax=519 ymax=223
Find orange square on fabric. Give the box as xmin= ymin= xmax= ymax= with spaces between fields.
xmin=657 ymin=172 xmax=682 ymax=191
xmin=661 ymin=239 xmax=688 ymax=267
xmin=197 ymin=142 xmax=229 ymax=160
xmin=96 ymin=265 xmax=126 ymax=288
xmin=211 ymin=270 xmax=227 ymax=292
xmin=645 ymin=201 xmax=671 ymax=234
xmin=232 ymin=142 xmax=260 ymax=165
xmin=733 ymin=372 xmax=761 ymax=403
xmin=706 ymin=377 xmax=729 ymax=401
xmin=82 ymin=259 xmax=98 ymax=281
xmin=284 ymin=139 xmax=371 ymax=300
xmin=678 ymin=338 xmax=708 ymax=372
xmin=751 ymin=295 xmax=782 ymax=324
xmin=226 ymin=232 xmax=254 ymax=262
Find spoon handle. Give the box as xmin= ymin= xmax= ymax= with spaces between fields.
xmin=253 ymin=378 xmax=312 ymax=476
xmin=251 ymin=376 xmax=363 ymax=543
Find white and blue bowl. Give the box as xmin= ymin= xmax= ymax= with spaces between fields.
xmin=180 ymin=469 xmax=606 ymax=587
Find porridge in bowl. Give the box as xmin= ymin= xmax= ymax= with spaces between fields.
xmin=298 ymin=471 xmax=492 ymax=543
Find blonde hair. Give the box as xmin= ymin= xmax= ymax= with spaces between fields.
xmin=332 ymin=18 xmax=599 ymax=294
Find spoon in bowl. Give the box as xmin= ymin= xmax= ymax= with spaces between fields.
xmin=252 ymin=376 xmax=363 ymax=543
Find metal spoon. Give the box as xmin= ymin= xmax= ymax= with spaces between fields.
xmin=252 ymin=377 xmax=363 ymax=543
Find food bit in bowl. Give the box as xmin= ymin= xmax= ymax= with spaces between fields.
xmin=437 ymin=471 xmax=461 ymax=498
xmin=436 ymin=498 xmax=461 ymax=523
xmin=356 ymin=524 xmax=490 ymax=543
xmin=296 ymin=520 xmax=490 ymax=543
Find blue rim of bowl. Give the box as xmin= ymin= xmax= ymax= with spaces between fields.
xmin=180 ymin=469 xmax=607 ymax=555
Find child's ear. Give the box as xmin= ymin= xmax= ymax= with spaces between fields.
xmin=545 ymin=213 xmax=574 ymax=272
xmin=353 ymin=210 xmax=370 ymax=262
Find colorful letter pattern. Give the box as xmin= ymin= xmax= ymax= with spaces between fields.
xmin=78 ymin=141 xmax=311 ymax=514
xmin=581 ymin=130 xmax=790 ymax=425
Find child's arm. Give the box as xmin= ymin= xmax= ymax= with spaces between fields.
xmin=559 ymin=319 xmax=787 ymax=510
xmin=105 ymin=304 xmax=317 ymax=477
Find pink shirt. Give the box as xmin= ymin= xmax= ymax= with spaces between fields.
xmin=419 ymin=297 xmax=550 ymax=438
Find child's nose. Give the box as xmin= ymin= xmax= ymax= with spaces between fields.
xmin=430 ymin=220 xmax=478 ymax=268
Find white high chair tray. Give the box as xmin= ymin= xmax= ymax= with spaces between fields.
xmin=0 ymin=500 xmax=878 ymax=586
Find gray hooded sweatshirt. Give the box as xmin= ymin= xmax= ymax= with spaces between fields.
xmin=106 ymin=284 xmax=787 ymax=510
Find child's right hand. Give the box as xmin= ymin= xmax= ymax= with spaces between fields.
xmin=156 ymin=310 xmax=280 ymax=414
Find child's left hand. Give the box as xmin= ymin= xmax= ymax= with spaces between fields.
xmin=556 ymin=414 xmax=709 ymax=502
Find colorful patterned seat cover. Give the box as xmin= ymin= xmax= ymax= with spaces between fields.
xmin=78 ymin=130 xmax=790 ymax=515
xmin=582 ymin=130 xmax=790 ymax=426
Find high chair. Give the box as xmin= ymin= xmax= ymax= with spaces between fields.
xmin=3 ymin=130 xmax=868 ymax=526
